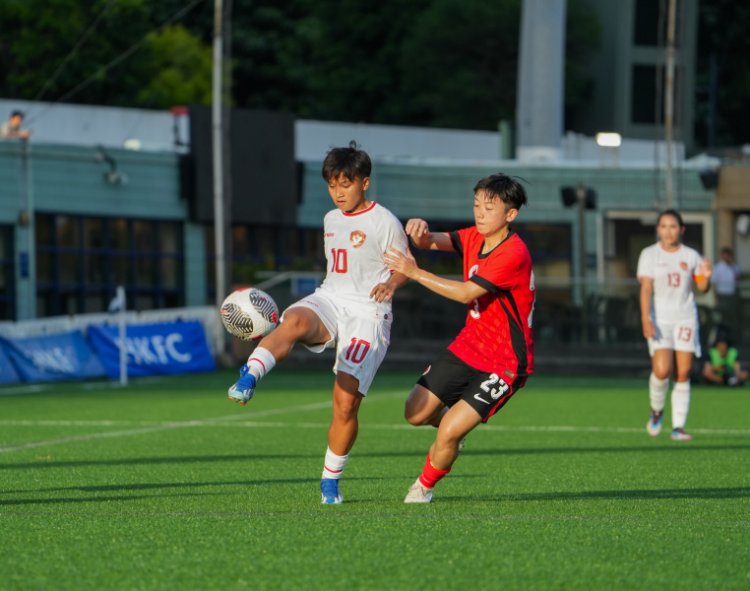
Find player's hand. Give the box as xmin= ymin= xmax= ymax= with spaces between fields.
xmin=405 ymin=219 xmax=431 ymax=249
xmin=370 ymin=282 xmax=395 ymax=303
xmin=384 ymin=247 xmax=418 ymax=278
xmin=642 ymin=319 xmax=656 ymax=340
xmin=698 ymin=257 xmax=712 ymax=279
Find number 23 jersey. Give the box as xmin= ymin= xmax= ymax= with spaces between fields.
xmin=447 ymin=227 xmax=535 ymax=378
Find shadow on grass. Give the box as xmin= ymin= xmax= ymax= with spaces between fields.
xmin=3 ymin=443 xmax=749 ymax=471
xmin=0 ymin=475 xmax=408 ymax=506
xmin=441 ymin=486 xmax=750 ymax=503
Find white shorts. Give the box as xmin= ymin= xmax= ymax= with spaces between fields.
xmin=282 ymin=290 xmax=393 ymax=395
xmin=648 ymin=316 xmax=702 ymax=358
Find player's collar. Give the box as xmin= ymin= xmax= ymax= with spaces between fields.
xmin=342 ymin=202 xmax=377 ymax=216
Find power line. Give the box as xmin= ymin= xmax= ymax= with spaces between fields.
xmin=33 ymin=0 xmax=116 ymax=103
xmin=26 ymin=0 xmax=206 ymax=122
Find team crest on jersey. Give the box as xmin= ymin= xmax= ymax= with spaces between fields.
xmin=350 ymin=230 xmax=367 ymax=248
xmin=680 ymin=262 xmax=688 ymax=271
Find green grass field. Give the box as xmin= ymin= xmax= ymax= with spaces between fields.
xmin=1 ymin=370 xmax=749 ymax=590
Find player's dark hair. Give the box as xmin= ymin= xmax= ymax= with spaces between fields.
xmin=321 ymin=141 xmax=372 ymax=181
xmin=657 ymin=208 xmax=684 ymax=228
xmin=10 ymin=110 xmax=24 ymax=119
xmin=473 ymin=173 xmax=528 ymax=210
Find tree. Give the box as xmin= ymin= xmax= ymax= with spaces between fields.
xmin=0 ymin=0 xmax=212 ymax=109
xmin=695 ymin=0 xmax=750 ymax=149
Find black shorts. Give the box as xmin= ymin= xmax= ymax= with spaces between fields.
xmin=416 ymin=349 xmax=526 ymax=422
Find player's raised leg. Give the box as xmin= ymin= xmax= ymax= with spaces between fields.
xmin=321 ymin=372 xmax=363 ymax=504
xmin=228 ymin=307 xmax=331 ymax=405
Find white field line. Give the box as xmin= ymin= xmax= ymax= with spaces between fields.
xmin=0 ymin=400 xmax=333 ymax=454
xmin=0 ymin=392 xmax=406 ymax=454
xmin=2 ymin=417 xmax=749 ymax=455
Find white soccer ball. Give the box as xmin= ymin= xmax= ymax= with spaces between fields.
xmin=220 ymin=288 xmax=280 ymax=341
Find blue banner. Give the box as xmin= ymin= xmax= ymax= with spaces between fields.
xmin=0 ymin=340 xmax=21 ymax=384
xmin=1 ymin=331 xmax=106 ymax=382
xmin=88 ymin=320 xmax=215 ymax=378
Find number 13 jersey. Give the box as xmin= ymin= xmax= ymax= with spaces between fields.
xmin=637 ymin=243 xmax=703 ymax=324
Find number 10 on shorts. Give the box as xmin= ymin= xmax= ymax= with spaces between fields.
xmin=345 ymin=338 xmax=371 ymax=364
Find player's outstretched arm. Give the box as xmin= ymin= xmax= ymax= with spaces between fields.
xmin=405 ymin=218 xmax=454 ymax=252
xmin=384 ymin=247 xmax=486 ymax=304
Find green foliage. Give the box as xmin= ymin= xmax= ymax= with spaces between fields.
xmin=0 ymin=0 xmax=212 ymax=109
xmin=135 ymin=25 xmax=212 ymax=108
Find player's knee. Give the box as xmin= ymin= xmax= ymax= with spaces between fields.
xmin=404 ymin=409 xmax=428 ymax=426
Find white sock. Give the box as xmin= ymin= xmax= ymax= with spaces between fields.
xmin=321 ymin=447 xmax=349 ymax=480
xmin=247 ymin=346 xmax=276 ymax=381
xmin=649 ymin=373 xmax=669 ymax=413
xmin=671 ymin=381 xmax=691 ymax=429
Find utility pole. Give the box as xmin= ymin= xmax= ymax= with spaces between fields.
xmin=576 ymin=184 xmax=588 ymax=343
xmin=212 ymin=0 xmax=226 ymax=307
xmin=664 ymin=0 xmax=677 ymax=208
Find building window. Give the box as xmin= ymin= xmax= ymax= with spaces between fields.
xmin=633 ymin=0 xmax=681 ymax=48
xmin=0 ymin=225 xmax=14 ymax=320
xmin=631 ymin=64 xmax=680 ymax=125
xmin=36 ymin=213 xmax=184 ymax=317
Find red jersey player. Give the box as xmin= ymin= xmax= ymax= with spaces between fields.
xmin=384 ymin=173 xmax=535 ymax=503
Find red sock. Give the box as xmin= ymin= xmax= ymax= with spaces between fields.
xmin=418 ymin=453 xmax=451 ymax=489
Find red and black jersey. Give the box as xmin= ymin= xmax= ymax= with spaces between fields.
xmin=446 ymin=227 xmax=535 ymax=379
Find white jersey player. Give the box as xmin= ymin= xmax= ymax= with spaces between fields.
xmin=637 ymin=210 xmax=712 ymax=442
xmin=227 ymin=142 xmax=409 ymax=504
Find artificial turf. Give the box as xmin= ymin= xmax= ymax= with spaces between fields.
xmin=1 ymin=370 xmax=748 ymax=590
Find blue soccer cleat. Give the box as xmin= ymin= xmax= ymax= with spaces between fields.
xmin=228 ymin=364 xmax=256 ymax=406
xmin=320 ymin=478 xmax=343 ymax=504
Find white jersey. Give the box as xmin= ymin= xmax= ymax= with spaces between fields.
xmin=318 ymin=202 xmax=408 ymax=309
xmin=637 ymin=242 xmax=703 ymax=324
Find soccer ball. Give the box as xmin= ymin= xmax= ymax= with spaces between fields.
xmin=220 ymin=288 xmax=279 ymax=341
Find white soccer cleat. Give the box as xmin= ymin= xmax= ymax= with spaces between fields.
xmin=670 ymin=428 xmax=693 ymax=442
xmin=646 ymin=411 xmax=664 ymax=437
xmin=404 ymin=479 xmax=433 ymax=504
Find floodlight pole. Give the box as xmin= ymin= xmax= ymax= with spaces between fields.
xmin=212 ymin=0 xmax=226 ymax=308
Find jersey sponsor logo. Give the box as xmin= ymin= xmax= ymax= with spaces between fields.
xmin=421 ymin=364 xmax=431 ymax=376
xmin=325 ymin=232 xmax=335 ymax=238
xmin=473 ymin=392 xmax=490 ymax=404
xmin=350 ymin=230 xmax=367 ymax=248
xmin=468 ymin=264 xmax=479 ymax=278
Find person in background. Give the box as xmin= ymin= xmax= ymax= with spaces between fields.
xmin=702 ymin=330 xmax=748 ymax=387
xmin=0 ymin=110 xmax=32 ymax=139
xmin=637 ymin=209 xmax=712 ymax=442
xmin=712 ymin=246 xmax=741 ymax=338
